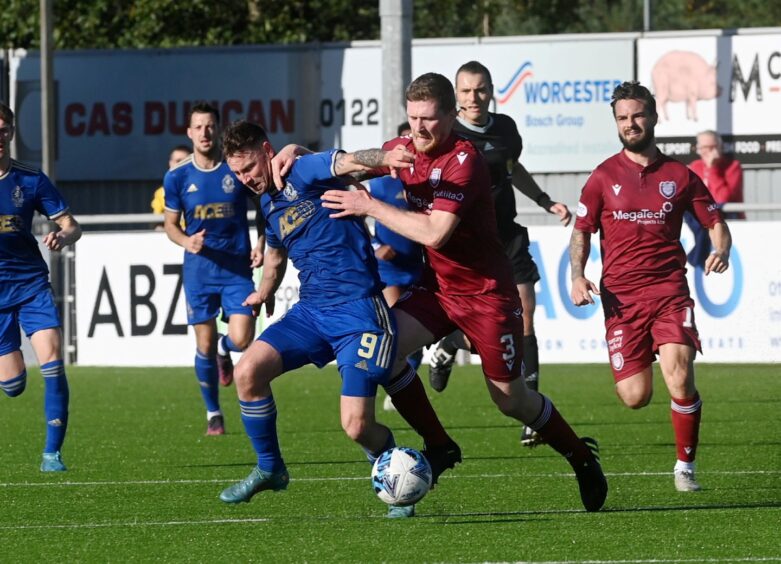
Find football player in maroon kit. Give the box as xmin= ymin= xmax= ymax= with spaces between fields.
xmin=428 ymin=60 xmax=573 ymax=449
xmin=569 ymin=81 xmax=732 ymax=493
xmin=322 ymin=72 xmax=608 ymax=513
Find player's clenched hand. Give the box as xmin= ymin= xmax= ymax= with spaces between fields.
xmin=321 ymin=188 xmax=374 ymax=218
xmin=250 ymin=245 xmax=264 ymax=268
xmin=42 ymin=231 xmax=64 ymax=251
xmin=550 ymin=202 xmax=572 ymax=227
xmin=704 ymin=250 xmax=729 ymax=276
xmin=571 ymin=276 xmax=600 ymax=306
xmin=186 ymin=229 xmax=206 ymax=254
xmin=243 ymin=291 xmax=275 ymax=318
xmin=383 ymin=145 xmax=414 ymax=179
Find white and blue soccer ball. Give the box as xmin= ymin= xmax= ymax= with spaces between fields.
xmin=371 ymin=447 xmax=433 ymax=506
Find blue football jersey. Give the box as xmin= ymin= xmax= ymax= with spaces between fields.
xmin=163 ymin=156 xmax=253 ymax=282
xmin=261 ymin=150 xmax=383 ymax=306
xmin=367 ymin=175 xmax=423 ymax=286
xmin=0 ymin=160 xmax=68 ymax=307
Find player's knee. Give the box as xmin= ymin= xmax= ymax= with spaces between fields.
xmin=341 ymin=414 xmax=371 ymax=443
xmin=1 ymin=371 xmax=27 ymax=398
xmin=232 ymin=334 xmax=253 ymax=351
xmin=618 ymin=388 xmax=652 ymax=409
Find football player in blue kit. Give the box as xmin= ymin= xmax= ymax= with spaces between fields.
xmin=218 ymin=121 xmax=459 ymax=517
xmin=0 ymin=102 xmax=82 ymax=472
xmin=163 ymin=103 xmax=264 ymax=436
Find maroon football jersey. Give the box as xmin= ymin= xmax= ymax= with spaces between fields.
xmin=575 ymin=150 xmax=723 ymax=297
xmin=382 ymin=134 xmax=515 ymax=296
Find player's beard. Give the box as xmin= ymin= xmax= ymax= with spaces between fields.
xmin=619 ymin=123 xmax=655 ymax=153
xmin=413 ymin=133 xmax=437 ymax=154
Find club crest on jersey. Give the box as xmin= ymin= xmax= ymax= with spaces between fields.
xmin=611 ymin=352 xmax=624 ymax=371
xmin=283 ymin=182 xmax=298 ymax=201
xmin=612 ymin=184 xmax=622 ymax=196
xmin=222 ymin=175 xmax=236 ymax=194
xmin=429 ymin=168 xmax=442 ymax=188
xmin=11 ymin=186 xmax=24 ymax=207
xmin=659 ymin=180 xmax=677 ymax=199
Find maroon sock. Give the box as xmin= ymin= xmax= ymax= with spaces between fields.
xmin=530 ymin=395 xmax=590 ymax=467
xmin=671 ymin=393 xmax=702 ymax=462
xmin=387 ymin=366 xmax=450 ymax=448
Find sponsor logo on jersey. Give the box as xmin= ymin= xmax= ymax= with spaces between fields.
xmin=659 ymin=180 xmax=677 ymax=199
xmin=613 ymin=201 xmax=673 ymax=225
xmin=193 ymin=202 xmax=236 ymax=219
xmin=0 ymin=214 xmax=23 ymax=233
xmin=576 ymin=201 xmax=588 ymax=217
xmin=432 ymin=189 xmax=464 ymax=202
xmin=608 ymin=332 xmax=623 ymax=352
xmin=283 ymin=182 xmax=298 ymax=201
xmin=611 ymin=352 xmax=624 ymax=371
xmin=612 ymin=184 xmax=622 ymax=196
xmin=11 ymin=185 xmax=24 ymax=207
xmin=279 ymin=200 xmax=315 ymax=239
xmin=456 ymin=151 xmax=468 ymax=165
xmin=222 ymin=174 xmax=236 ymax=194
xmin=187 ymin=184 xmax=199 ymax=193
xmin=429 ymin=168 xmax=442 ymax=188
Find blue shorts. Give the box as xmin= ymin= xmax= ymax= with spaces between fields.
xmin=259 ymin=295 xmax=397 ymax=397
xmin=0 ymin=289 xmax=61 ymax=356
xmin=184 ymin=279 xmax=255 ymax=325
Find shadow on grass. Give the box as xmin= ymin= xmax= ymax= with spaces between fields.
xmin=416 ymin=499 xmax=781 ymax=523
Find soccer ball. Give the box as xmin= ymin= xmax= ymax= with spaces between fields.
xmin=371 ymin=447 xmax=432 ymax=506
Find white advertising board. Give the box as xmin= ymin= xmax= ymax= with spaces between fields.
xmin=637 ymin=34 xmax=781 ymax=166
xmin=74 ymin=222 xmax=780 ymax=366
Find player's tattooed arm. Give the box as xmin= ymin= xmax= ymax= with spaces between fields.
xmin=332 ymin=150 xmax=384 ymax=179
xmin=569 ymin=228 xmax=591 ymax=280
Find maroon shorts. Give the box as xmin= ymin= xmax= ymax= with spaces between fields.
xmin=394 ymin=286 xmax=524 ymax=382
xmin=603 ymin=293 xmax=702 ymax=382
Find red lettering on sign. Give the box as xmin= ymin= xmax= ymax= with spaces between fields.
xmin=113 ymin=102 xmax=133 ymax=135
xmin=270 ymin=100 xmax=294 ymax=133
xmin=222 ymin=100 xmax=243 ymax=124
xmin=145 ymin=102 xmax=165 ymax=135
xmin=65 ymin=103 xmax=86 ymax=136
xmin=87 ymin=103 xmax=110 ymax=136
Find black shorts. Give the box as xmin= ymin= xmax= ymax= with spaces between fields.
xmin=501 ymin=225 xmax=540 ymax=286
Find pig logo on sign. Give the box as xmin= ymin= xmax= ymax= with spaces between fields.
xmin=651 ymin=51 xmax=719 ymax=121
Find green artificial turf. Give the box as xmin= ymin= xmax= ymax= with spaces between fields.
xmin=0 ymin=364 xmax=778 ymax=563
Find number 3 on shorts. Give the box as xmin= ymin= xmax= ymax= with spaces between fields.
xmin=500 ymin=333 xmax=516 ymax=363
xmin=358 ymin=333 xmax=378 ymax=359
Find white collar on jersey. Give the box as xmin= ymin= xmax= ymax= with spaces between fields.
xmin=456 ymin=114 xmax=494 ymax=134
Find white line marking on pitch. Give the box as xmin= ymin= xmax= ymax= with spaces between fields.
xmin=0 ymin=518 xmax=269 ymax=531
xmin=485 ymin=559 xmax=781 ymax=564
xmin=0 ymin=469 xmax=778 ymax=488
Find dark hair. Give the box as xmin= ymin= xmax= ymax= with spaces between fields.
xmin=189 ymin=101 xmax=220 ymax=125
xmin=455 ymin=61 xmax=493 ymax=87
xmin=222 ymin=120 xmax=270 ymax=158
xmin=406 ymin=73 xmax=456 ymax=114
xmin=397 ymin=121 xmax=411 ymax=136
xmin=171 ymin=144 xmax=191 ymax=154
xmin=610 ymin=81 xmax=657 ymax=117
xmin=0 ymin=102 xmax=14 ymax=125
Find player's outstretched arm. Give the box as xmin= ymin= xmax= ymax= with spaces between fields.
xmin=511 ymin=163 xmax=572 ymax=226
xmin=332 ymin=146 xmax=414 ymax=178
xmin=569 ymin=228 xmax=599 ymax=305
xmin=244 ymin=246 xmax=287 ymax=318
xmin=704 ymin=221 xmax=732 ymax=276
xmin=43 ymin=211 xmax=82 ymax=251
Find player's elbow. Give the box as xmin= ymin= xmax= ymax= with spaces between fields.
xmin=422 ymin=231 xmax=451 ymax=250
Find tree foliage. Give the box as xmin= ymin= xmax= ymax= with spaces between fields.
xmin=0 ymin=0 xmax=779 ymax=50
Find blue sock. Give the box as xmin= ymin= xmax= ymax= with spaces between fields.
xmin=239 ymin=397 xmax=285 ymax=473
xmin=41 ymin=361 xmax=69 ymax=453
xmin=1 ymin=370 xmax=27 ymax=397
xmin=218 ymin=334 xmax=242 ymax=355
xmin=363 ymin=429 xmax=396 ymax=465
xmin=194 ymin=351 xmax=220 ymax=413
